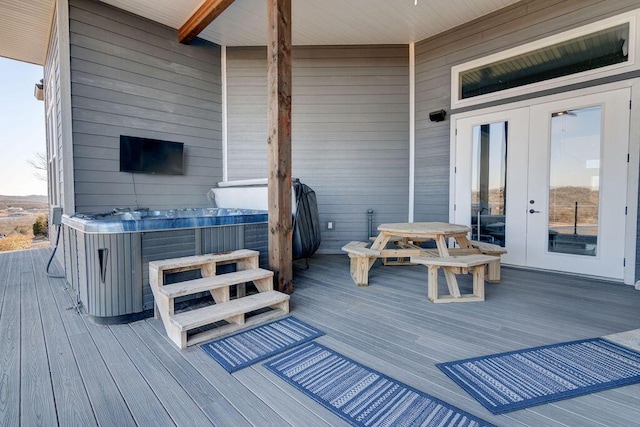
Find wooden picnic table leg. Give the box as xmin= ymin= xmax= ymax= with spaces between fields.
xmin=427 ymin=265 xmax=439 ymax=301
xmin=443 ymin=267 xmax=462 ymax=298
xmin=472 ymin=265 xmax=485 ymax=300
xmin=487 ymin=261 xmax=500 ymax=282
xmin=435 ymin=235 xmax=449 ymax=257
xmin=456 ymin=233 xmax=501 ymax=283
xmin=455 ymin=234 xmax=472 ymax=249
xmin=460 ymin=234 xmax=502 ymax=282
xmin=433 ymin=233 xmax=462 ymax=299
xmin=349 ymin=254 xmax=370 ymax=286
xmin=369 ymin=233 xmax=390 ymax=269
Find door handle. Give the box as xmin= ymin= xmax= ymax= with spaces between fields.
xmin=529 ymin=209 xmax=540 ymax=214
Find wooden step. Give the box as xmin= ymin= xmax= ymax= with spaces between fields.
xmin=170 ymin=290 xmax=289 ymax=332
xmin=149 ymin=249 xmax=259 ymax=273
xmin=157 ymin=268 xmax=273 ymax=298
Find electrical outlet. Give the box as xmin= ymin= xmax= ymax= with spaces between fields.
xmin=50 ymin=206 xmax=63 ymax=225
xmin=326 ymin=221 xmax=334 ymax=230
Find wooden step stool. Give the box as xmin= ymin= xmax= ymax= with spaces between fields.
xmin=149 ymin=249 xmax=289 ymax=349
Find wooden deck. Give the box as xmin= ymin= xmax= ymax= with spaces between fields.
xmin=2 ymin=248 xmax=640 ymax=426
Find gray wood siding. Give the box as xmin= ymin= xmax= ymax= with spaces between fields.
xmin=69 ymin=0 xmax=223 ymax=213
xmin=227 ymin=46 xmax=410 ymax=253
xmin=414 ymin=0 xmax=640 ymax=224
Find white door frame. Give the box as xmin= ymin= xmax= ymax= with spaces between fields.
xmin=450 ymin=80 xmax=640 ymax=284
xmin=452 ymin=108 xmax=529 ymax=267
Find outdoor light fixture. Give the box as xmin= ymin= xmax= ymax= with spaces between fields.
xmin=34 ymin=79 xmax=44 ymax=101
xmin=429 ymin=109 xmax=447 ymax=122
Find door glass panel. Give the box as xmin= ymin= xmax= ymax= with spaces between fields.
xmin=548 ymin=106 xmax=601 ymax=256
xmin=471 ymin=122 xmax=507 ymax=246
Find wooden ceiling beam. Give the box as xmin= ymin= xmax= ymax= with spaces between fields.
xmin=179 ymin=0 xmax=235 ymax=44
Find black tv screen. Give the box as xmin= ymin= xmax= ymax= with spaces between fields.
xmin=120 ymin=136 xmax=184 ymax=175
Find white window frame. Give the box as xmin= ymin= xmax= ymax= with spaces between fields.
xmin=46 ymin=74 xmax=59 ymax=206
xmin=451 ymin=10 xmax=640 ymax=109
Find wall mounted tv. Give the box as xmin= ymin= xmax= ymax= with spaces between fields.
xmin=120 ymin=136 xmax=184 ymax=175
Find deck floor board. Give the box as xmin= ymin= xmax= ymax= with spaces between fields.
xmin=0 ymin=251 xmax=10 ymax=319
xmin=129 ymin=320 xmax=252 ymax=427
xmin=82 ymin=320 xmax=176 ymax=426
xmin=37 ymin=250 xmax=137 ymax=426
xmin=111 ymin=323 xmax=212 ymax=427
xmin=20 ymin=259 xmax=57 ymax=426
xmin=31 ymin=250 xmax=97 ymax=426
xmin=160 ymin=324 xmax=292 ymax=427
xmin=233 ymin=366 xmax=342 ymax=427
xmin=0 ymin=252 xmax=21 ymax=426
xmin=4 ymin=249 xmax=640 ymax=426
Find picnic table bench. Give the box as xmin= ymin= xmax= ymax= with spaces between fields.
xmin=342 ymin=222 xmax=507 ymax=302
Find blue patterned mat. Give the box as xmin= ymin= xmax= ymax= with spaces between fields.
xmin=437 ymin=338 xmax=640 ymax=414
xmin=201 ymin=316 xmax=324 ymax=373
xmin=265 ymin=342 xmax=493 ymax=427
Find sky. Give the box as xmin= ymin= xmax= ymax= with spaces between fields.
xmin=0 ymin=57 xmax=47 ymax=196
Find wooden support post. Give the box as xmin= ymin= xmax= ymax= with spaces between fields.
xmin=267 ymin=0 xmax=293 ymax=294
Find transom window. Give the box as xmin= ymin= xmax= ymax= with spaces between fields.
xmin=461 ymin=24 xmax=628 ymax=99
xmin=451 ymin=12 xmax=639 ymax=108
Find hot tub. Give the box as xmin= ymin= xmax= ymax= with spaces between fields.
xmin=61 ymin=207 xmax=268 ymax=323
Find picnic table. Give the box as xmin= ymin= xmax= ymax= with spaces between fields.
xmin=342 ymin=222 xmax=505 ymax=302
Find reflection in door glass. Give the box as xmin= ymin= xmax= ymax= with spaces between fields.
xmin=471 ymin=122 xmax=507 ymax=246
xmin=548 ymin=106 xmax=601 ymax=256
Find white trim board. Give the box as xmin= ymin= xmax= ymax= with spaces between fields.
xmin=58 ymin=0 xmax=75 ymax=214
xmin=409 ymin=42 xmax=415 ymax=223
xmin=221 ymin=45 xmax=229 ymax=182
xmin=625 ymin=80 xmax=640 ymax=285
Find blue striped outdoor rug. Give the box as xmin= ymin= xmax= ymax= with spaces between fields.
xmin=437 ymin=338 xmax=640 ymax=414
xmin=264 ymin=342 xmax=493 ymax=427
xmin=201 ymin=316 xmax=324 ymax=373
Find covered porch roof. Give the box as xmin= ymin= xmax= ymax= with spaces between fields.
xmin=2 ymin=0 xmax=520 ymax=65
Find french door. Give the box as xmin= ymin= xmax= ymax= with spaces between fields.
xmin=453 ymin=88 xmax=630 ymax=279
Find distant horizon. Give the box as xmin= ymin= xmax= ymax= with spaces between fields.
xmin=0 ymin=194 xmax=47 ymax=198
xmin=0 ymin=57 xmax=47 ymax=196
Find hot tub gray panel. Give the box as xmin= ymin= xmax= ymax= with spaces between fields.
xmin=62 ymin=221 xmax=269 ymax=321
xmin=199 ymin=223 xmax=243 ymax=254
xmin=243 ymin=224 xmax=269 ymax=268
xmin=84 ymin=232 xmax=142 ymax=318
xmin=142 ymin=229 xmax=198 ymax=311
